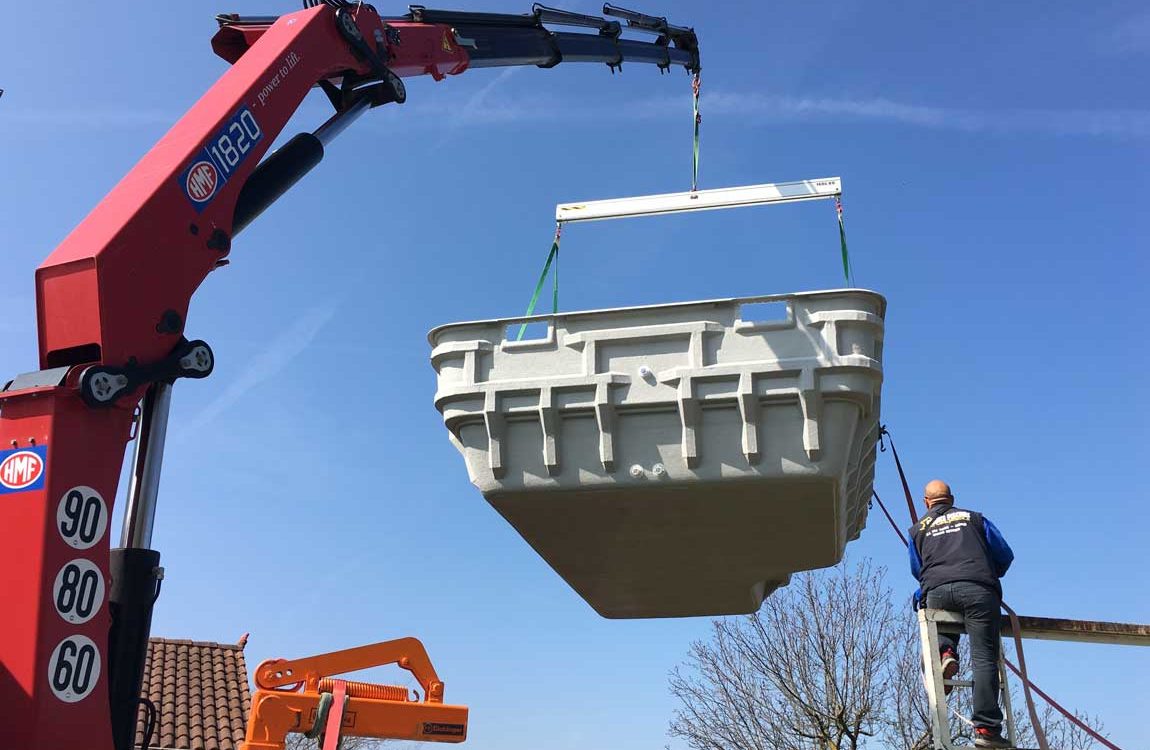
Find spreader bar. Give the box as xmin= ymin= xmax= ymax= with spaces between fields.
xmin=554 ymin=178 xmax=842 ymax=224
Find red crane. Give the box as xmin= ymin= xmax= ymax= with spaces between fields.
xmin=0 ymin=4 xmax=699 ymax=748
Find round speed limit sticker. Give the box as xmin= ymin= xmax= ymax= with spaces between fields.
xmin=56 ymin=486 xmax=108 ymax=550
xmin=52 ymin=559 xmax=105 ymax=625
xmin=47 ymin=635 xmax=102 ymax=703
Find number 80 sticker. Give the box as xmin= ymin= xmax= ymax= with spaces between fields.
xmin=52 ymin=559 xmax=105 ymax=625
xmin=56 ymin=486 xmax=108 ymax=550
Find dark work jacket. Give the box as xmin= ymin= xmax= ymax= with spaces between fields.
xmin=908 ymin=503 xmax=1013 ymax=598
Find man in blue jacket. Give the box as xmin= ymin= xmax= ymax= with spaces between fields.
xmin=909 ymin=479 xmax=1014 ymax=749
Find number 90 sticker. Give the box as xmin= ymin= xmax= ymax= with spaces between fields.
xmin=53 ymin=559 xmax=105 ymax=625
xmin=48 ymin=635 xmax=101 ymax=703
xmin=56 ymin=486 xmax=108 ymax=550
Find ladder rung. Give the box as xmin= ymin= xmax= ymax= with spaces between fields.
xmin=944 ymin=679 xmax=973 ymax=688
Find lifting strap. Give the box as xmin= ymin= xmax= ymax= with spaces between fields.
xmin=1002 ymin=600 xmax=1052 ymax=750
xmin=836 ymin=195 xmax=854 ymax=286
xmin=519 ymin=82 xmax=862 ymax=322
xmin=691 ymin=73 xmax=702 ymax=193
xmin=1001 ymin=634 xmax=1121 ymax=750
xmin=515 ymin=222 xmax=562 ymax=341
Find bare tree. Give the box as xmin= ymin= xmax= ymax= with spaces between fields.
xmin=999 ymin=649 xmax=1108 ymax=750
xmin=671 ymin=559 xmax=1108 ymax=750
xmin=884 ymin=605 xmax=977 ymax=750
xmin=1018 ymin=704 xmax=1108 ymax=750
xmin=285 ymin=733 xmax=388 ymax=749
xmin=669 ymin=560 xmax=899 ymax=750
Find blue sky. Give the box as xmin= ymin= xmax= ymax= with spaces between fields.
xmin=1 ymin=1 xmax=1147 ymax=747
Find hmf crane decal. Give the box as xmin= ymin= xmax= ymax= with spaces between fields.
xmin=0 ymin=445 xmax=47 ymax=492
xmin=178 ymin=107 xmax=264 ymax=210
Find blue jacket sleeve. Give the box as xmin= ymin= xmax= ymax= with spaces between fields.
xmin=908 ymin=540 xmax=924 ymax=608
xmin=984 ymin=518 xmax=1014 ymax=577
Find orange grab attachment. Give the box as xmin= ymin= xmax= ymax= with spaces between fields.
xmin=240 ymin=637 xmax=468 ymax=750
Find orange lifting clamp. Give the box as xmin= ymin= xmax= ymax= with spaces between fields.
xmin=239 ymin=637 xmax=468 ymax=750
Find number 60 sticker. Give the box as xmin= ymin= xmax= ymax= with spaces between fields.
xmin=56 ymin=486 xmax=108 ymax=550
xmin=48 ymin=635 xmax=101 ymax=703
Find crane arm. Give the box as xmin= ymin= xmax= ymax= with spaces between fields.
xmin=214 ymin=4 xmax=700 ymax=74
xmin=0 ymin=4 xmax=699 ymax=750
xmin=37 ymin=2 xmax=699 ymax=378
xmin=254 ymin=636 xmax=445 ymax=700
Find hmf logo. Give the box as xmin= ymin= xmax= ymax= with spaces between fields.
xmin=0 ymin=449 xmax=45 ymax=490
xmin=185 ymin=161 xmax=219 ymax=203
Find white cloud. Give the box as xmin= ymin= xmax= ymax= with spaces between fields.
xmin=699 ymin=92 xmax=1150 ymax=138
xmin=174 ymin=304 xmax=337 ymax=438
xmin=386 ymin=88 xmax=1150 ymax=139
xmin=453 ymin=68 xmax=523 ymax=125
xmin=10 ymin=85 xmax=1146 ymax=140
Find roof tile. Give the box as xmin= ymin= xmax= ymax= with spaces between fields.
xmin=134 ymin=637 xmax=249 ymax=750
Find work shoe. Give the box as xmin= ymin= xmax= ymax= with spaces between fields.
xmin=973 ymin=727 xmax=1012 ymax=748
xmin=940 ymin=648 xmax=959 ymax=695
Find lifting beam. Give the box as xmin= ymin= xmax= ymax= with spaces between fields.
xmin=555 ymin=177 xmax=842 ymax=223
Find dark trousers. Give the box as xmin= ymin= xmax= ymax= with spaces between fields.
xmin=926 ymin=581 xmax=1004 ymax=730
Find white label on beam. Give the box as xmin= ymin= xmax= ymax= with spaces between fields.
xmin=555 ymin=178 xmax=842 ymax=224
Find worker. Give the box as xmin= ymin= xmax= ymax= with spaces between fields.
xmin=908 ymin=479 xmax=1014 ymax=749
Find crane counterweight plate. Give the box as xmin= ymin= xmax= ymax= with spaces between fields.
xmin=429 ymin=289 xmax=886 ymax=618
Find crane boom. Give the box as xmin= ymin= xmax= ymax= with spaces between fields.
xmin=0 ymin=4 xmax=699 ymax=749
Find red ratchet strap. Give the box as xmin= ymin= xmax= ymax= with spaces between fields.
xmin=321 ymin=679 xmax=348 ymax=750
xmin=1001 ymin=639 xmax=1122 ymax=750
xmin=879 ymin=426 xmax=1120 ymax=750
xmin=1001 ymin=601 xmax=1051 ymax=750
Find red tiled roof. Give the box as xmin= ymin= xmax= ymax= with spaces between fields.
xmin=135 ymin=637 xmax=251 ymax=750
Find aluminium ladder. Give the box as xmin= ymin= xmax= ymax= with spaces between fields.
xmin=919 ymin=608 xmax=1150 ymax=749
xmin=918 ymin=608 xmax=1019 ymax=750
xmin=918 ymin=608 xmax=1150 ymax=750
